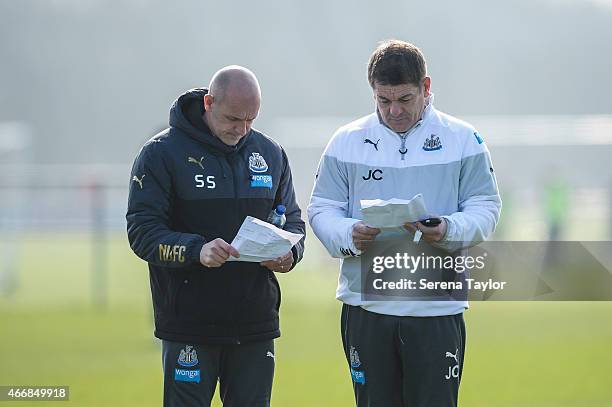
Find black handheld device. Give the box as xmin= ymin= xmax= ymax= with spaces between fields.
xmin=420 ymin=217 xmax=442 ymax=227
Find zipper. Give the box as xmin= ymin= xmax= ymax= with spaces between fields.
xmin=220 ymin=159 xmax=228 ymax=179
xmin=170 ymin=277 xmax=189 ymax=316
xmin=222 ymin=155 xmax=237 ymax=198
xmin=396 ymin=121 xmax=422 ymax=161
xmin=229 ymin=157 xmax=237 ymax=199
xmin=399 ymin=134 xmax=408 ymax=160
xmin=225 ymin=153 xmax=240 ymax=344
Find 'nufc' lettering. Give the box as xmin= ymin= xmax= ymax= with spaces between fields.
xmin=159 ymin=244 xmax=186 ymax=263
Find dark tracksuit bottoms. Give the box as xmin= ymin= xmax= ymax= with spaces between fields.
xmin=162 ymin=339 xmax=275 ymax=407
xmin=341 ymin=304 xmax=466 ymax=407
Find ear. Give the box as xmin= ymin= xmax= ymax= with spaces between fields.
xmin=423 ymin=77 xmax=431 ymax=97
xmin=203 ymin=94 xmax=214 ymax=111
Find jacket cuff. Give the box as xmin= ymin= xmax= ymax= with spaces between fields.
xmin=188 ymin=236 xmax=207 ymax=265
xmin=344 ymin=218 xmax=362 ymax=257
xmin=289 ymin=245 xmax=299 ymax=271
xmin=440 ymin=215 xmax=455 ymax=242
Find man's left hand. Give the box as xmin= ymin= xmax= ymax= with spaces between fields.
xmin=403 ymin=218 xmax=447 ymax=243
xmin=261 ymin=251 xmax=294 ymax=273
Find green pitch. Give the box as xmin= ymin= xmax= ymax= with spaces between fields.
xmin=0 ymin=234 xmax=611 ymax=406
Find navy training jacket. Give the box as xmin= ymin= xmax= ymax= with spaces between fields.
xmin=126 ymin=88 xmax=305 ymax=344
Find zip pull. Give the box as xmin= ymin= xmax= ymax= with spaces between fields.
xmin=397 ymin=121 xmax=422 ymax=160
xmin=399 ymin=135 xmax=408 ymax=161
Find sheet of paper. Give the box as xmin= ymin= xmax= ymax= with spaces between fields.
xmin=360 ymin=194 xmax=429 ymax=228
xmin=229 ymin=216 xmax=304 ymax=262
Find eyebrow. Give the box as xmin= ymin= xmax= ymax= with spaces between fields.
xmin=226 ymin=115 xmax=257 ymax=121
xmin=377 ymin=93 xmax=414 ymax=101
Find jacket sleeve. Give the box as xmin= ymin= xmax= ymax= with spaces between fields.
xmin=275 ymin=148 xmax=306 ymax=269
xmin=307 ymin=134 xmax=362 ymax=258
xmin=434 ymin=130 xmax=502 ymax=253
xmin=126 ymin=140 xmax=207 ymax=268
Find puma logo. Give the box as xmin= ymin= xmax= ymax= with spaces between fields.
xmin=266 ymin=351 xmax=275 ymax=359
xmin=188 ymin=156 xmax=205 ymax=170
xmin=445 ymin=348 xmax=459 ymax=364
xmin=445 ymin=348 xmax=460 ymax=380
xmin=364 ymin=138 xmax=380 ymax=151
xmin=132 ymin=174 xmax=145 ymax=189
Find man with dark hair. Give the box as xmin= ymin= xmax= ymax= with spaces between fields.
xmin=367 ymin=40 xmax=427 ymax=89
xmin=127 ymin=65 xmax=305 ymax=407
xmin=309 ymin=40 xmax=501 ymax=406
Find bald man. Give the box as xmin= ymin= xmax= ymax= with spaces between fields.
xmin=127 ymin=66 xmax=305 ymax=406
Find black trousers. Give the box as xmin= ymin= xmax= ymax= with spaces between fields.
xmin=162 ymin=339 xmax=275 ymax=407
xmin=341 ymin=304 xmax=466 ymax=407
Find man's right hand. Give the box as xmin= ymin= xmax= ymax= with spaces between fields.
xmin=199 ymin=238 xmax=240 ymax=268
xmin=352 ymin=221 xmax=381 ymax=252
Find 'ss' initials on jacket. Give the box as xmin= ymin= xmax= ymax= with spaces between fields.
xmin=127 ymin=88 xmax=305 ymax=344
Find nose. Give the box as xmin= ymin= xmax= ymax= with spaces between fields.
xmin=389 ymin=102 xmax=403 ymax=117
xmin=234 ymin=121 xmax=248 ymax=135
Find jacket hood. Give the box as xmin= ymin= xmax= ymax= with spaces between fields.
xmin=168 ymin=88 xmax=250 ymax=155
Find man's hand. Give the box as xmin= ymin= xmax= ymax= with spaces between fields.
xmin=403 ymin=217 xmax=447 ymax=243
xmin=352 ymin=221 xmax=381 ymax=252
xmin=199 ymin=238 xmax=240 ymax=268
xmin=261 ymin=250 xmax=294 ymax=273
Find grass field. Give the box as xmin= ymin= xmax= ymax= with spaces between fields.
xmin=1 ymin=233 xmax=611 ymax=406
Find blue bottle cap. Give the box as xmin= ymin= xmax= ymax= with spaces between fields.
xmin=276 ymin=204 xmax=286 ymax=215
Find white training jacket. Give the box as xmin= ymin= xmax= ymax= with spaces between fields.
xmin=308 ymin=95 xmax=501 ymax=316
